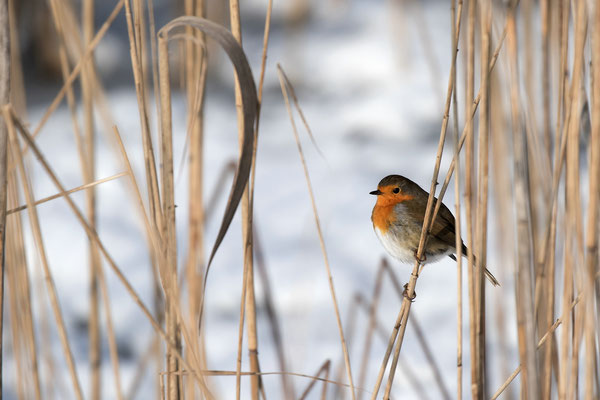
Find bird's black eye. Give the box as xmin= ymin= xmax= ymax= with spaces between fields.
xmin=392 ymin=187 xmax=400 ymax=194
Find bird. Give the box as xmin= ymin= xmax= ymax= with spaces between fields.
xmin=370 ymin=174 xmax=499 ymax=287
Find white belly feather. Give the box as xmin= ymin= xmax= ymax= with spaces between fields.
xmin=374 ymin=227 xmax=417 ymax=264
xmin=374 ymin=226 xmax=451 ymax=265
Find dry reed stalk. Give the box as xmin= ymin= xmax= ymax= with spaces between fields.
xmin=537 ymin=1 xmax=571 ymax=394
xmin=79 ymin=1 xmax=102 ymax=397
xmin=352 ymin=290 xmax=435 ymax=399
xmin=6 ymin=160 xmax=33 ymax=398
xmin=464 ymin=0 xmax=481 ymax=397
xmin=29 ymin=0 xmax=123 ymax=142
xmin=46 ymin=0 xmax=87 ymax=170
xmin=6 ymin=172 xmax=128 ymax=215
xmin=378 ymin=259 xmax=451 ymax=399
xmin=158 ymin=16 xmax=259 ymax=399
xmin=450 ymin=1 xmax=463 ymax=398
xmin=254 ymin=226 xmax=294 ymax=399
xmin=157 ymin=16 xmax=260 ymax=273
xmin=411 ymin=314 xmax=452 ymax=400
xmin=538 ymin=3 xmax=555 ymax=394
xmin=489 ymin=58 xmax=518 ymax=400
xmin=136 ymin=4 xmax=164 ymax=395
xmin=243 ymin=2 xmax=274 ymax=395
xmin=0 ymin=0 xmax=9 ymax=392
xmin=156 ymin=10 xmax=183 ymax=399
xmin=7 ymin=0 xmax=24 ymax=116
xmin=298 ymin=360 xmax=331 ymax=400
xmin=374 ymin=3 xmax=463 ymax=398
xmin=563 ymin=2 xmax=588 ymax=398
xmin=126 ymin=335 xmax=159 ymax=400
xmin=6 ymin=236 xmax=25 ymax=399
xmin=181 ymin=2 xmax=208 ymax=399
xmin=491 ymin=294 xmax=582 ymax=399
xmin=540 ymin=0 xmax=552 ymax=159
xmin=277 ymin=64 xmax=357 ymax=400
xmin=175 ymin=368 xmax=359 ymax=391
xmin=473 ymin=2 xmax=492 ymax=397
xmin=585 ymin=3 xmax=600 ymax=398
xmin=8 ymin=108 xmax=211 ymax=394
xmin=124 ymin=0 xmax=162 ymax=251
xmin=507 ymin=1 xmax=540 ymax=397
xmin=96 ymin=251 xmax=125 ymax=400
xmin=4 ymin=107 xmax=85 ymax=400
xmin=112 ymin=124 xmax=174 ymax=400
xmin=226 ymin=1 xmax=262 ymax=398
xmin=356 ymin=259 xmax=387 ymax=400
xmin=46 ymin=2 xmax=123 ymax=396
xmin=463 ymin=0 xmax=477 ymax=395
xmin=5 ymin=168 xmax=42 ymax=399
xmin=332 ymin=294 xmax=360 ymax=399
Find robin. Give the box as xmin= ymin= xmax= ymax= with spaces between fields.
xmin=370 ymin=174 xmax=499 ymax=287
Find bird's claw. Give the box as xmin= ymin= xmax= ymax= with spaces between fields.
xmin=403 ymin=283 xmax=416 ymax=302
xmin=413 ymin=249 xmax=427 ymax=263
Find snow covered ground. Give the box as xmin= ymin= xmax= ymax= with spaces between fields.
xmin=5 ymin=0 xmax=520 ymax=398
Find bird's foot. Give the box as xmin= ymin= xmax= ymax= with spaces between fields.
xmin=403 ymin=283 xmax=416 ymax=302
xmin=413 ymin=249 xmax=427 ymax=264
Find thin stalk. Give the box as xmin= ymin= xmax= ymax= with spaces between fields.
xmin=464 ymin=0 xmax=477 ymax=394
xmin=5 ymin=172 xmax=42 ymax=400
xmin=5 ymin=108 xmax=85 ymax=400
xmin=357 ymin=259 xmax=387 ymax=400
xmin=227 ymin=1 xmax=261 ymax=399
xmin=451 ymin=0 xmax=463 ymax=398
xmin=585 ymin=2 xmax=600 ymax=398
xmin=81 ymin=1 xmax=101 ymax=397
xmin=507 ymin=3 xmax=539 ymax=398
xmin=8 ymin=107 xmax=211 ymax=394
xmin=278 ymin=65 xmax=357 ymax=400
xmin=0 ymin=0 xmax=9 ymax=392
xmin=31 ymin=0 xmax=124 ymax=142
xmin=491 ymin=295 xmax=582 ymax=399
xmin=6 ymin=172 xmax=128 ymax=215
xmin=376 ymin=3 xmax=464 ymax=398
xmin=183 ymin=1 xmax=207 ymax=398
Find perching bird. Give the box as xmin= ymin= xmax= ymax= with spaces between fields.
xmin=370 ymin=174 xmax=499 ymax=286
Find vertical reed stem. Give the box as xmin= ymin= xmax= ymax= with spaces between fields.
xmin=228 ymin=2 xmax=261 ymax=399
xmin=81 ymin=1 xmax=101 ymax=398
xmin=0 ymin=0 xmax=8 ymax=393
xmin=507 ymin=3 xmax=539 ymax=399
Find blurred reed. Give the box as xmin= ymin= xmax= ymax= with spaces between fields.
xmin=0 ymin=0 xmax=598 ymax=399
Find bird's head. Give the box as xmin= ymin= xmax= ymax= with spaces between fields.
xmin=370 ymin=175 xmax=417 ymax=206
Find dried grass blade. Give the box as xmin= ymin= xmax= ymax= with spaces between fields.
xmin=491 ymin=294 xmax=582 ymax=399
xmin=30 ymin=0 xmax=124 ymax=141
xmin=158 ymin=16 xmax=258 ymax=271
xmin=277 ymin=64 xmax=357 ymax=399
xmin=6 ymin=172 xmax=128 ymax=215
xmin=586 ymin=1 xmax=600 ymax=396
xmin=254 ymin=226 xmax=294 ymax=398
xmin=298 ymin=360 xmax=331 ymax=400
xmin=7 ymin=106 xmax=211 ymax=395
xmin=378 ymin=2 xmax=464 ymax=397
xmin=0 ymin=0 xmax=10 ymax=389
xmin=4 ymin=107 xmax=85 ymax=400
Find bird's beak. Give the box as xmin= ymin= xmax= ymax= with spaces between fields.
xmin=370 ymin=189 xmax=382 ymax=195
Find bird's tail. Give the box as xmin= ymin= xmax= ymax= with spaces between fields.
xmin=459 ymin=243 xmax=500 ymax=286
xmin=484 ymin=268 xmax=500 ymax=286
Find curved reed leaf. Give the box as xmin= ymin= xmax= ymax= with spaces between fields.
xmin=158 ymin=17 xmax=258 ymax=271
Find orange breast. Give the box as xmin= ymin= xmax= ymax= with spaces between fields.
xmin=371 ymin=204 xmax=396 ymax=233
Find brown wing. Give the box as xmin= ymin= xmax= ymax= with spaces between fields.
xmin=429 ymin=197 xmax=459 ymax=249
xmin=403 ymin=180 xmax=461 ymax=250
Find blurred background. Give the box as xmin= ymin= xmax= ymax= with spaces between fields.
xmin=2 ymin=0 xmax=598 ymax=399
